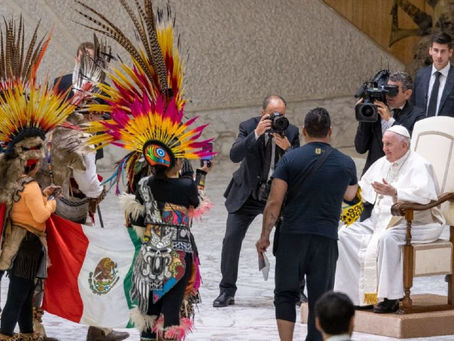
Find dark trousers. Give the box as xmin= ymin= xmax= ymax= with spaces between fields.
xmin=220 ymin=196 xmax=265 ymax=296
xmin=142 ymin=253 xmax=193 ymax=338
xmin=1 ymin=275 xmax=35 ymax=336
xmin=274 ymin=234 xmax=338 ymax=341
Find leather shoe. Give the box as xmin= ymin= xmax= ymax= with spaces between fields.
xmin=86 ymin=327 xmax=129 ymax=341
xmin=213 ymin=292 xmax=235 ymax=307
xmin=373 ymin=298 xmax=399 ymax=314
xmin=354 ymin=304 xmax=373 ymax=310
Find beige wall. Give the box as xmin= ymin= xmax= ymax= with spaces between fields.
xmin=2 ymin=0 xmax=404 ymax=169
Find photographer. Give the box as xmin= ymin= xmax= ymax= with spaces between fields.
xmin=354 ymin=71 xmax=424 ymax=219
xmin=213 ymin=95 xmax=300 ymax=307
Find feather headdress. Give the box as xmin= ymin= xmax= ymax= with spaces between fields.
xmin=76 ymin=1 xmax=213 ymax=192
xmin=0 ymin=16 xmax=75 ymax=203
xmin=0 ymin=81 xmax=76 ymax=156
xmin=0 ymin=16 xmax=49 ymax=88
xmin=85 ymin=93 xmax=213 ymax=193
xmin=75 ymin=0 xmax=183 ymax=109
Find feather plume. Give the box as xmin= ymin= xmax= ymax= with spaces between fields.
xmin=0 ymin=16 xmax=49 ymax=87
xmin=75 ymin=0 xmax=176 ymax=99
xmin=74 ymin=1 xmax=153 ymax=82
xmin=77 ymin=1 xmax=214 ymax=186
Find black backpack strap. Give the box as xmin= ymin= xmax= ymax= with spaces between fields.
xmin=286 ymin=145 xmax=333 ymax=202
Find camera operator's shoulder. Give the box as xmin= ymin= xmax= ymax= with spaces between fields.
xmin=238 ymin=116 xmax=260 ymax=131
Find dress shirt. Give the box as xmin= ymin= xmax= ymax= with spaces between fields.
xmin=255 ymin=130 xmax=276 ymax=180
xmin=72 ymin=152 xmax=104 ymax=198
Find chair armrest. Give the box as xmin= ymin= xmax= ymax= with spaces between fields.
xmin=391 ymin=192 xmax=454 ymax=216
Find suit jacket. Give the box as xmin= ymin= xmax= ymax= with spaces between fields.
xmin=411 ymin=64 xmax=454 ymax=117
xmin=354 ymin=101 xmax=424 ymax=174
xmin=54 ymin=73 xmax=74 ymax=99
xmin=224 ymin=116 xmax=300 ymax=213
xmin=53 ymin=73 xmax=108 ymax=105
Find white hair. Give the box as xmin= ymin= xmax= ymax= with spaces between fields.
xmin=395 ymin=132 xmax=410 ymax=149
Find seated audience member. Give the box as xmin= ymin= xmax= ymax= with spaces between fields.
xmin=315 ymin=291 xmax=355 ymax=341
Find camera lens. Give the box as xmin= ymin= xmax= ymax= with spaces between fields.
xmin=272 ymin=116 xmax=289 ymax=132
xmin=361 ymin=106 xmax=374 ymax=117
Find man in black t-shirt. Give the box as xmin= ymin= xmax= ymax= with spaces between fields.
xmin=256 ymin=108 xmax=358 ymax=341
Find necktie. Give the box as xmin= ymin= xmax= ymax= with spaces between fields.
xmin=261 ymin=135 xmax=272 ymax=181
xmin=392 ymin=108 xmax=402 ymax=119
xmin=427 ymin=71 xmax=441 ymax=117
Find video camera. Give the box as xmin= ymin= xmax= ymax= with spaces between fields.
xmin=267 ymin=112 xmax=289 ymax=134
xmin=354 ymin=70 xmax=398 ymax=123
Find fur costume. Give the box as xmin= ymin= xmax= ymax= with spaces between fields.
xmin=0 ymin=16 xmax=74 ymax=341
xmin=36 ymin=34 xmax=112 ymax=224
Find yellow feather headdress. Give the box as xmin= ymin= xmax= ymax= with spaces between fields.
xmin=75 ymin=0 xmax=184 ymax=112
xmin=0 ymin=17 xmax=75 ymax=156
xmin=0 ymin=16 xmax=75 ymax=203
xmin=76 ymin=1 xmax=214 ymax=194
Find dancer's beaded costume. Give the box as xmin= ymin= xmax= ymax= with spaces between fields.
xmin=76 ymin=1 xmax=214 ymax=339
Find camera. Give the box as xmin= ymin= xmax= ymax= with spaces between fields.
xmin=354 ymin=70 xmax=399 ymax=123
xmin=268 ymin=112 xmax=289 ymax=134
xmin=255 ymin=181 xmax=271 ymax=203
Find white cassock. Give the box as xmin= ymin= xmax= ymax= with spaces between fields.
xmin=334 ymin=150 xmax=445 ymax=306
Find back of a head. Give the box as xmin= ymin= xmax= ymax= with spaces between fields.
xmin=304 ymin=107 xmax=331 ymax=138
xmin=315 ymin=291 xmax=354 ymax=336
xmin=77 ymin=41 xmax=95 ymax=56
xmin=432 ymin=32 xmax=453 ymax=48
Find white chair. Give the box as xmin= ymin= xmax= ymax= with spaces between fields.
xmin=392 ymin=116 xmax=454 ymax=314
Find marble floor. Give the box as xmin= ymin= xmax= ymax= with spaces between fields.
xmin=2 ymin=164 xmax=453 ymax=340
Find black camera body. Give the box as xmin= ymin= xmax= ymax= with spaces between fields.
xmin=268 ymin=112 xmax=289 ymax=134
xmin=354 ymin=70 xmax=399 ymax=123
xmin=255 ymin=181 xmax=271 ymax=203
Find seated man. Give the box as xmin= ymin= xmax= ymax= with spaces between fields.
xmin=334 ymin=125 xmax=445 ymax=313
xmin=315 ymin=291 xmax=355 ymax=341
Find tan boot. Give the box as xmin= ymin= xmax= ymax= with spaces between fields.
xmin=86 ymin=327 xmax=129 ymax=341
xmin=17 ymin=333 xmax=43 ymax=341
xmin=0 ymin=334 xmax=23 ymax=341
xmin=32 ymin=308 xmax=58 ymax=341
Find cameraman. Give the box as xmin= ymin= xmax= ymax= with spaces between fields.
xmin=213 ymin=95 xmax=300 ymax=307
xmin=354 ymin=71 xmax=424 ymax=219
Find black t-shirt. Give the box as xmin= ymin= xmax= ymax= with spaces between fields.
xmin=147 ymin=176 xmax=199 ymax=208
xmin=273 ymin=142 xmax=357 ymax=240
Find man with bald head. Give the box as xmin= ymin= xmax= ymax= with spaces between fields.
xmin=213 ymin=95 xmax=300 ymax=307
xmin=334 ymin=126 xmax=444 ymax=313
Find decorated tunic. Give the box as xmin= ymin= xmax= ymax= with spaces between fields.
xmin=130 ymin=175 xmax=199 ymax=314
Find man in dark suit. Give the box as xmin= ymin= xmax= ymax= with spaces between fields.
xmin=412 ymin=32 xmax=454 ymax=118
xmin=213 ymin=95 xmax=300 ymax=307
xmin=355 ymin=71 xmax=424 ymax=220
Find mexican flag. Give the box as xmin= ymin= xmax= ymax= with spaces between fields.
xmin=42 ymin=214 xmax=141 ymax=328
